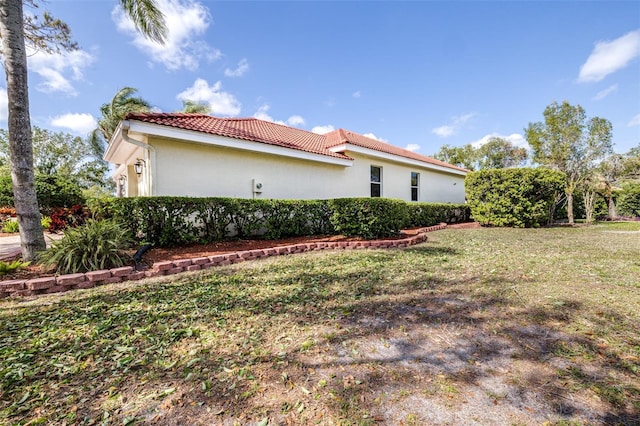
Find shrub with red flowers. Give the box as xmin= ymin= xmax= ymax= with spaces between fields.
xmin=49 ymin=205 xmax=90 ymax=232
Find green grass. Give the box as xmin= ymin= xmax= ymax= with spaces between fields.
xmin=1 ymin=227 xmax=639 ymax=424
xmin=593 ymin=220 xmax=640 ymax=231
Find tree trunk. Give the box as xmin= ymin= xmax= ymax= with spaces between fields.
xmin=607 ymin=196 xmax=617 ymax=220
xmin=567 ymin=192 xmax=574 ymax=225
xmin=0 ymin=0 xmax=46 ymax=260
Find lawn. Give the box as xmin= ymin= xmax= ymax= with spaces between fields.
xmin=1 ymin=225 xmax=639 ymax=425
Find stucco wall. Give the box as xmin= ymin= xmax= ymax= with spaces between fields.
xmin=149 ymin=137 xmax=466 ymax=203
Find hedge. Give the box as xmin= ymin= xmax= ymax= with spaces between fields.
xmin=91 ymin=197 xmax=470 ymax=246
xmin=465 ymin=168 xmax=566 ymax=228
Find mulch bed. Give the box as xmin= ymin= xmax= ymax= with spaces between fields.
xmin=1 ymin=228 xmax=435 ymax=282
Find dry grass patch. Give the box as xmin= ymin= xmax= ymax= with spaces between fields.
xmin=1 ymin=224 xmax=638 ymax=425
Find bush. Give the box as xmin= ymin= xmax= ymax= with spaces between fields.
xmin=93 ymin=196 xmax=471 ymax=245
xmin=328 ymin=198 xmax=407 ymax=239
xmin=405 ymin=202 xmax=471 ymax=228
xmin=1 ymin=220 xmax=19 ymax=233
xmin=0 ymin=260 xmax=30 ymax=276
xmin=38 ymin=219 xmax=134 ymax=274
xmin=0 ymin=174 xmax=85 ymax=214
xmin=49 ymin=205 xmax=90 ymax=232
xmin=465 ymin=168 xmax=566 ymax=227
xmin=41 ymin=216 xmax=52 ymax=230
xmin=92 ymin=197 xmax=336 ymax=246
xmin=617 ymin=184 xmax=640 ymax=218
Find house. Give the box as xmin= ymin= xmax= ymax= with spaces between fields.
xmin=104 ymin=113 xmax=468 ymax=203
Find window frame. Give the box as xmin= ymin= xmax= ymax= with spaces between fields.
xmin=410 ymin=171 xmax=419 ymax=202
xmin=370 ymin=165 xmax=382 ymax=197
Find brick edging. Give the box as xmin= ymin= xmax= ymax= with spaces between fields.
xmin=1 ymin=223 xmax=449 ymax=298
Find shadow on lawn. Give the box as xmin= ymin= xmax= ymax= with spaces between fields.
xmin=1 ymin=248 xmax=639 ymax=425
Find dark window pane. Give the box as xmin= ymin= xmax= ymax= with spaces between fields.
xmin=371 ymin=183 xmax=381 ymax=197
xmin=411 ymin=172 xmax=419 ymax=187
xmin=370 ymin=166 xmax=381 ymax=183
xmin=411 ymin=187 xmax=418 ymax=201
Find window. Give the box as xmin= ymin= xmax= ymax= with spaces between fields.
xmin=370 ymin=166 xmax=382 ymax=197
xmin=411 ymin=172 xmax=419 ymax=201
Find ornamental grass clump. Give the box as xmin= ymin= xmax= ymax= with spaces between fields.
xmin=38 ymin=219 xmax=135 ymax=274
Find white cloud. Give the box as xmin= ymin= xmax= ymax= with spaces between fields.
xmin=253 ymin=104 xmax=305 ymax=127
xmin=312 ymin=125 xmax=335 ymax=134
xmin=578 ymin=30 xmax=640 ymax=83
xmin=593 ymin=84 xmax=618 ymax=100
xmin=27 ymin=49 xmax=95 ymax=95
xmin=0 ymin=88 xmax=7 ymax=122
xmin=628 ymin=113 xmax=640 ymax=127
xmin=431 ymin=113 xmax=476 ymax=138
xmin=253 ymin=104 xmax=273 ymax=122
xmin=432 ymin=125 xmax=455 ymax=138
xmin=471 ymin=132 xmax=529 ymax=150
xmin=404 ymin=143 xmax=421 ymax=152
xmin=50 ymin=113 xmax=98 ymax=134
xmin=454 ymin=113 xmax=476 ymax=124
xmin=352 ymin=91 xmax=361 ymax=98
xmin=177 ymin=78 xmax=241 ymax=116
xmin=363 ymin=133 xmax=388 ymax=143
xmin=224 ymin=58 xmax=249 ymax=77
xmin=287 ymin=115 xmax=305 ymax=126
xmin=113 ymin=0 xmax=220 ymax=71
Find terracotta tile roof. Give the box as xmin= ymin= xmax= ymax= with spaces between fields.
xmin=324 ymin=129 xmax=469 ymax=173
xmin=124 ymin=113 xmax=467 ymax=172
xmin=124 ymin=112 xmax=350 ymax=160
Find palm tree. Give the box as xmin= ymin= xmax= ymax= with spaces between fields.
xmin=0 ymin=0 xmax=166 ymax=261
xmin=97 ymin=87 xmax=152 ymax=142
xmin=180 ymin=100 xmax=211 ymax=114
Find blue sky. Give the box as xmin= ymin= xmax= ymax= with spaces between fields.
xmin=2 ymin=0 xmax=639 ymax=155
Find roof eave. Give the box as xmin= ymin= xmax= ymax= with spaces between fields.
xmin=125 ymin=120 xmax=354 ymax=167
xmin=333 ymin=143 xmax=468 ymax=175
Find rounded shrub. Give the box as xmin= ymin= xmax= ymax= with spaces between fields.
xmin=465 ymin=168 xmax=566 ymax=228
xmin=38 ymin=219 xmax=134 ymax=274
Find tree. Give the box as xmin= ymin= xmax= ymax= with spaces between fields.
xmin=180 ymin=100 xmax=211 ymax=114
xmin=525 ymin=101 xmax=613 ymax=225
xmin=475 ymin=137 xmax=528 ymax=169
xmin=434 ymin=138 xmax=528 ymax=171
xmin=621 ymin=144 xmax=640 ymax=182
xmin=95 ymin=87 xmax=152 ymax=142
xmin=432 ymin=144 xmax=476 ymax=170
xmin=596 ymin=153 xmax=625 ymax=219
xmin=0 ymin=127 xmax=113 ymax=190
xmin=0 ymin=0 xmax=166 ymax=260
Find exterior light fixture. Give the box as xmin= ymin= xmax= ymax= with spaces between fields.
xmin=118 ymin=174 xmax=127 ymax=186
xmin=134 ymin=159 xmax=145 ymax=176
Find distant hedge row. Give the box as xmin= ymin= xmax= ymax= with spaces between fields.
xmin=91 ymin=197 xmax=470 ymax=247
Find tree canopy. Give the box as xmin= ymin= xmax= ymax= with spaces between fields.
xmin=433 ymin=137 xmax=528 ymax=171
xmin=525 ymin=101 xmax=612 ymax=224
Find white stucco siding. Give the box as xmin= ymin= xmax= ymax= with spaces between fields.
xmin=151 ymin=137 xmax=354 ymax=199
xmin=148 ymin=137 xmax=466 ymax=203
xmin=343 ymin=152 xmax=466 ymax=203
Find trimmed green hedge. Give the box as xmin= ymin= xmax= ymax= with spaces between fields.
xmin=92 ymin=196 xmax=469 ymax=246
xmin=465 ymin=168 xmax=566 ymax=228
xmin=328 ymin=198 xmax=407 ymax=239
xmin=405 ymin=202 xmax=471 ymax=227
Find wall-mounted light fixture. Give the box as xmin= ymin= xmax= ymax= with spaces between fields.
xmin=134 ymin=159 xmax=145 ymax=176
xmin=118 ymin=174 xmax=127 ymax=186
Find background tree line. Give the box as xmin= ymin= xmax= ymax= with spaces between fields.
xmin=434 ymin=101 xmax=640 ymax=224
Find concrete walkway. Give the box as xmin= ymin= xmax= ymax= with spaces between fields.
xmin=0 ymin=233 xmax=63 ymax=261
